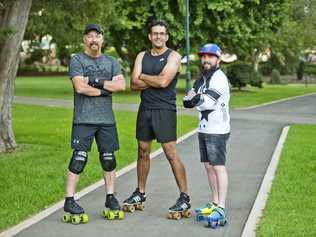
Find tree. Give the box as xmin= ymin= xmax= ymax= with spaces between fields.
xmin=25 ymin=0 xmax=116 ymax=66
xmin=0 ymin=0 xmax=32 ymax=153
xmin=107 ymin=0 xmax=289 ymax=71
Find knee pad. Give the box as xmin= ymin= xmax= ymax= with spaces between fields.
xmin=99 ymin=152 xmax=116 ymax=171
xmin=68 ymin=150 xmax=88 ymax=174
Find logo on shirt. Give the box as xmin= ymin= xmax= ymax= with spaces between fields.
xmin=159 ymin=58 xmax=165 ymax=62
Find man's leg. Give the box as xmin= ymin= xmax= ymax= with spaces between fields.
xmin=66 ymin=150 xmax=88 ymax=197
xmin=66 ymin=171 xmax=80 ymax=197
xmin=161 ymin=141 xmax=188 ymax=194
xmin=213 ymin=165 xmax=228 ymax=208
xmin=204 ymin=162 xmax=219 ymax=204
xmin=137 ymin=140 xmax=152 ymax=193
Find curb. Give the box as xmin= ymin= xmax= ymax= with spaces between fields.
xmin=0 ymin=129 xmax=197 ymax=237
xmin=241 ymin=126 xmax=290 ymax=237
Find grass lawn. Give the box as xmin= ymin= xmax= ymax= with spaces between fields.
xmin=256 ymin=125 xmax=316 ymax=237
xmin=15 ymin=76 xmax=316 ymax=108
xmin=0 ymin=104 xmax=197 ymax=232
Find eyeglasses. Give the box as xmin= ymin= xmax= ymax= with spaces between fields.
xmin=151 ymin=32 xmax=167 ymax=37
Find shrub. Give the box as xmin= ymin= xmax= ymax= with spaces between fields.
xmin=270 ymin=69 xmax=281 ymax=84
xmin=226 ymin=62 xmax=263 ymax=90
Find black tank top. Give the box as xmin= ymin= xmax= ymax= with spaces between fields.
xmin=140 ymin=48 xmax=178 ymax=110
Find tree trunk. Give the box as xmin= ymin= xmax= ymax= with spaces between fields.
xmin=0 ymin=0 xmax=32 ymax=153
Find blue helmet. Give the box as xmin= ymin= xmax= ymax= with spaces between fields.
xmin=198 ymin=43 xmax=221 ymax=58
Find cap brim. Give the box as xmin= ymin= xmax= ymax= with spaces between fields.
xmin=198 ymin=52 xmax=220 ymax=57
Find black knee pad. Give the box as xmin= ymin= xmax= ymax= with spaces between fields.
xmin=99 ymin=152 xmax=116 ymax=171
xmin=68 ymin=150 xmax=88 ymax=174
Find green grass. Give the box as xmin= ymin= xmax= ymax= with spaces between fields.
xmin=231 ymin=84 xmax=316 ymax=108
xmin=0 ymin=104 xmax=197 ymax=232
xmin=256 ymin=125 xmax=316 ymax=237
xmin=15 ymin=76 xmax=316 ymax=108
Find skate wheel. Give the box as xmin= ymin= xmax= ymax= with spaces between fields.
xmin=207 ymin=221 xmax=218 ymax=229
xmin=108 ymin=212 xmax=115 ymax=220
xmin=219 ymin=219 xmax=227 ymax=226
xmin=62 ymin=214 xmax=71 ymax=223
xmin=174 ymin=212 xmax=181 ymax=220
xmin=101 ymin=210 xmax=107 ymax=218
xmin=183 ymin=210 xmax=191 ymax=218
xmin=81 ymin=214 xmax=89 ymax=223
xmin=136 ymin=203 xmax=145 ymax=211
xmin=118 ymin=211 xmax=124 ymax=220
xmin=168 ymin=212 xmax=181 ymax=220
xmin=71 ymin=215 xmax=81 ymax=225
xmin=129 ymin=205 xmax=135 ymax=213
xmin=195 ymin=214 xmax=204 ymax=222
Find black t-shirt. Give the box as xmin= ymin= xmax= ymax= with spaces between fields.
xmin=140 ymin=49 xmax=178 ymax=111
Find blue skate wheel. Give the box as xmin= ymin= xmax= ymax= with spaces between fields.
xmin=195 ymin=214 xmax=204 ymax=222
xmin=207 ymin=221 xmax=218 ymax=229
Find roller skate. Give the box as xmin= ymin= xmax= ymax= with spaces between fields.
xmin=62 ymin=197 xmax=89 ymax=224
xmin=122 ymin=188 xmax=146 ymax=212
xmin=167 ymin=192 xmax=191 ymax=220
xmin=194 ymin=202 xmax=217 ymax=222
xmin=101 ymin=194 xmax=124 ymax=220
xmin=205 ymin=206 xmax=227 ymax=229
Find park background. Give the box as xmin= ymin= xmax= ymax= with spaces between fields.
xmin=0 ymin=0 xmax=316 ymax=236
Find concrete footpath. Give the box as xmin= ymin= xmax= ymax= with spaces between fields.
xmin=5 ymin=94 xmax=316 ymax=237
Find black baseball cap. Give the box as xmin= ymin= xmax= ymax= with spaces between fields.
xmin=83 ymin=24 xmax=103 ymax=35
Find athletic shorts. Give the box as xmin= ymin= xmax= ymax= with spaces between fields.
xmin=198 ymin=132 xmax=230 ymax=166
xmin=71 ymin=124 xmax=119 ymax=152
xmin=136 ymin=109 xmax=177 ymax=143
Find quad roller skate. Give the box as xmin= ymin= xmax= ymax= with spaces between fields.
xmin=167 ymin=192 xmax=191 ymax=220
xmin=205 ymin=206 xmax=227 ymax=229
xmin=62 ymin=197 xmax=89 ymax=224
xmin=122 ymin=188 xmax=146 ymax=213
xmin=195 ymin=202 xmax=217 ymax=222
xmin=101 ymin=194 xmax=124 ymax=220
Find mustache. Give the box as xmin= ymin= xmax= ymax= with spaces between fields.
xmin=89 ymin=43 xmax=99 ymax=47
xmin=202 ymin=61 xmax=212 ymax=66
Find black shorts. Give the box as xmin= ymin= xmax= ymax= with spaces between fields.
xmin=71 ymin=124 xmax=119 ymax=152
xmin=198 ymin=133 xmax=230 ymax=166
xmin=136 ymin=109 xmax=177 ymax=143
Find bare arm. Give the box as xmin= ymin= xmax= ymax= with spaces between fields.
xmin=103 ymin=74 xmax=126 ymax=92
xmin=72 ymin=76 xmax=102 ymax=96
xmin=131 ymin=51 xmax=150 ymax=90
xmin=139 ymin=51 xmax=181 ymax=88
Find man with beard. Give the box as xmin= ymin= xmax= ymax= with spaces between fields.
xmin=122 ymin=19 xmax=191 ymax=219
xmin=183 ymin=43 xmax=230 ymax=228
xmin=63 ymin=24 xmax=125 ymax=223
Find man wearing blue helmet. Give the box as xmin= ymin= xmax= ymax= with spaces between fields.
xmin=183 ymin=43 xmax=230 ymax=228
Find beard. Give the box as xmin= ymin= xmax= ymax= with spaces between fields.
xmin=89 ymin=43 xmax=100 ymax=51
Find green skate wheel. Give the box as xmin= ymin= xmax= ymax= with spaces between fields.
xmin=108 ymin=211 xmax=115 ymax=220
xmin=118 ymin=211 xmax=124 ymax=220
xmin=101 ymin=210 xmax=108 ymax=218
xmin=71 ymin=215 xmax=81 ymax=225
xmin=81 ymin=214 xmax=89 ymax=223
xmin=62 ymin=214 xmax=71 ymax=223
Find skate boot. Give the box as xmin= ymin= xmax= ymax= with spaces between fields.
xmin=122 ymin=188 xmax=146 ymax=212
xmin=167 ymin=192 xmax=191 ymax=220
xmin=195 ymin=202 xmax=217 ymax=222
xmin=62 ymin=197 xmax=89 ymax=224
xmin=205 ymin=206 xmax=227 ymax=229
xmin=101 ymin=194 xmax=124 ymax=220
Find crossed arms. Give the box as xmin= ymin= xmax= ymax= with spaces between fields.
xmin=72 ymin=74 xmax=126 ymax=96
xmin=131 ymin=51 xmax=181 ymax=90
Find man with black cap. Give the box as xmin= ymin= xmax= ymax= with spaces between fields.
xmin=62 ymin=23 xmax=126 ymax=223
